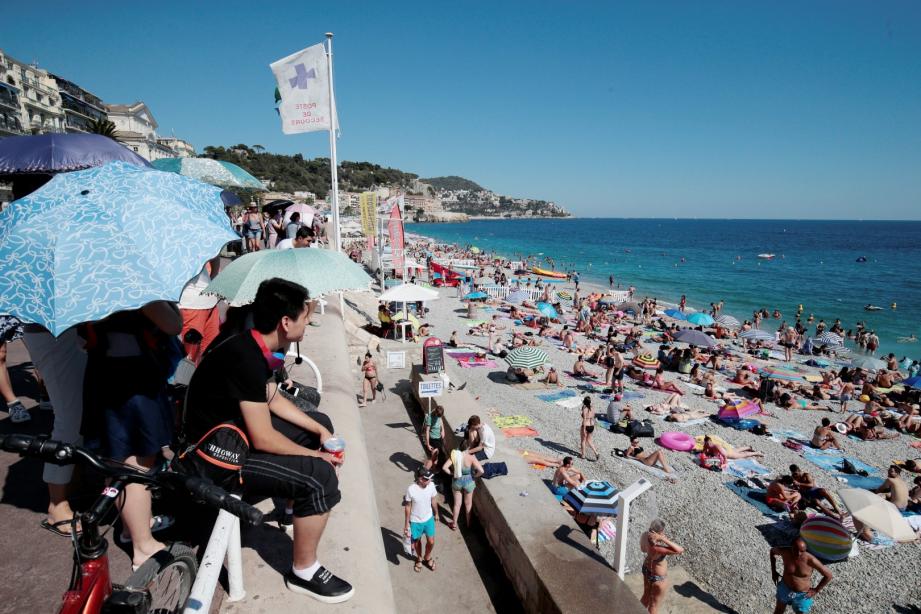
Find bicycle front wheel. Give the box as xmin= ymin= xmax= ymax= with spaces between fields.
xmin=123 ymin=543 xmax=198 ymax=614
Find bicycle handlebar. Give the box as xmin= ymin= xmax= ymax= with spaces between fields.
xmin=1 ymin=434 xmax=263 ymax=526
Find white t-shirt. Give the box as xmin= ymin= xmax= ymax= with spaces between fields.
xmin=404 ymin=482 xmax=436 ymax=523
xmin=275 ymin=238 xmax=294 ymax=250
xmin=179 ymin=267 xmax=218 ymax=310
xmin=478 ymin=424 xmax=496 ymax=459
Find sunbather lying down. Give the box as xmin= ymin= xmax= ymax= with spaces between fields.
xmin=664 ymin=409 xmax=710 ymax=422
xmin=623 ymin=437 xmax=674 ymax=473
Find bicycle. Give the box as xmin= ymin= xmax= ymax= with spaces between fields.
xmin=0 ymin=433 xmax=263 ymax=614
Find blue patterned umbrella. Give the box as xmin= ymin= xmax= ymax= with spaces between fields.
xmin=686 ymin=312 xmax=715 ymax=326
xmin=0 ymin=161 xmax=237 ymax=335
xmin=505 ymin=289 xmax=528 ymax=304
xmin=664 ymin=308 xmax=686 ymax=320
xmin=152 ymin=157 xmax=266 ymax=190
xmin=0 ymin=133 xmax=150 ymax=175
xmin=901 ymin=376 xmax=921 ymax=389
xmin=536 ymin=302 xmax=558 ymax=318
xmin=563 ymin=481 xmax=620 ymax=515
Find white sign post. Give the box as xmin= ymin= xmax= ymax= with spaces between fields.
xmin=418 ymin=380 xmax=444 ymax=398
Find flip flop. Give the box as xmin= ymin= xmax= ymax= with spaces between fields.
xmin=41 ymin=518 xmax=81 ymax=537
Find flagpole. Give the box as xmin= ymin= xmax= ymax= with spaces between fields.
xmin=325 ymin=32 xmax=341 ymax=253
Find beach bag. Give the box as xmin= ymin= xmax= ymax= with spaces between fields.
xmin=626 ymin=419 xmax=655 ymax=439
xmin=758 ymin=379 xmax=776 ymax=402
xmin=482 ymin=462 xmax=508 ymax=479
xmin=175 ymin=423 xmax=250 ymax=491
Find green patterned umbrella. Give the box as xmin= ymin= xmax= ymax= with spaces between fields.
xmin=505 ymin=346 xmax=549 ymax=369
xmin=151 ymin=157 xmax=266 ymax=190
xmin=204 ymin=248 xmax=372 ymax=305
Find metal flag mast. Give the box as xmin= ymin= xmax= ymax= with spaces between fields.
xmin=325 ymin=32 xmax=342 ymax=253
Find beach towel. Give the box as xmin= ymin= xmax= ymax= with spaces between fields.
xmin=536 ymin=389 xmax=578 ymax=403
xmin=597 ymin=518 xmax=617 ymax=543
xmin=555 ymin=396 xmax=585 ymax=409
xmin=596 ymin=418 xmax=613 ymax=431
xmin=833 ymin=474 xmax=885 ymax=490
xmin=654 ymin=416 xmax=707 ymax=427
xmin=727 ymin=459 xmax=772 ymax=480
xmin=724 ymin=481 xmax=785 ymax=519
xmin=458 ymin=358 xmax=497 ymax=368
xmin=802 ymin=451 xmax=878 ymax=476
xmin=621 ymin=391 xmax=646 ymax=401
xmin=493 ymin=415 xmax=532 ymax=429
xmin=563 ymin=371 xmax=606 ymax=387
xmin=910 ymin=441 xmax=921 ymax=450
xmin=445 ymin=350 xmax=478 ymax=359
xmin=770 ymin=428 xmax=810 ymax=443
xmin=502 ymin=426 xmax=539 ymax=438
xmin=839 ymin=516 xmax=897 ymax=550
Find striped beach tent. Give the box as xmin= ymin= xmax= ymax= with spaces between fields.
xmin=563 ymin=481 xmax=620 ymax=515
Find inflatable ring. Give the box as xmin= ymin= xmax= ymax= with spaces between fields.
xmin=658 ymin=431 xmax=695 ymax=452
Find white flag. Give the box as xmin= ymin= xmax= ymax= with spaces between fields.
xmin=271 ymin=43 xmax=339 ymax=135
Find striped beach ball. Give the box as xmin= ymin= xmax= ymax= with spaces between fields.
xmin=799 ymin=516 xmax=853 ymax=562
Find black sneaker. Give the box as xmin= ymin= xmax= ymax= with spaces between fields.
xmin=279 ymin=510 xmax=293 ymax=531
xmin=284 ymin=566 xmax=355 ymax=603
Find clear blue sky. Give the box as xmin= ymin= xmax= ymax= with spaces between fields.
xmin=4 ymin=1 xmax=921 ymax=218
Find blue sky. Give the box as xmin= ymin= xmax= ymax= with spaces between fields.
xmin=4 ymin=1 xmax=921 ymax=218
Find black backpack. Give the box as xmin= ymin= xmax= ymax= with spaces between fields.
xmin=626 ymin=419 xmax=655 ymax=438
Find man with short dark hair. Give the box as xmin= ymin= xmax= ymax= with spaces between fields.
xmin=769 ymin=538 xmax=832 ymax=613
xmin=276 ymin=226 xmax=315 ymax=250
xmin=404 ymin=467 xmax=439 ymax=572
xmin=185 ymin=278 xmax=353 ymax=603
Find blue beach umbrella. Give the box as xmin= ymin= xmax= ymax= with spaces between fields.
xmin=686 ymin=312 xmax=715 ymax=326
xmin=463 ymin=291 xmax=488 ymax=301
xmin=563 ymin=481 xmax=620 ymax=515
xmin=536 ymin=302 xmax=558 ymax=318
xmin=0 ymin=161 xmax=237 ymax=335
xmin=901 ymin=376 xmax=921 ymax=389
xmin=505 ymin=289 xmax=528 ymax=304
xmin=0 ymin=133 xmax=150 ymax=174
xmin=673 ymin=329 xmax=717 ymax=348
xmin=664 ymin=308 xmax=686 ymax=320
xmin=152 ymin=157 xmax=266 ymax=190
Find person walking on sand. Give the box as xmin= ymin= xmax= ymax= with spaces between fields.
xmin=580 ymin=396 xmax=599 ymax=461
xmin=769 ymin=538 xmax=832 ymax=614
xmin=782 ymin=326 xmax=798 ymax=362
xmin=640 ymin=519 xmax=684 ymax=614
xmin=404 ymin=468 xmax=439 ymax=572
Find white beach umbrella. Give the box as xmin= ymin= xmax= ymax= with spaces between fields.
xmin=379 ymin=284 xmax=439 ymax=303
xmin=838 ymin=488 xmax=916 ymax=542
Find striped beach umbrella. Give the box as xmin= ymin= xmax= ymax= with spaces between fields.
xmin=505 ymin=347 xmax=549 ymax=369
xmin=663 ymin=308 xmax=686 ymax=320
xmin=536 ymin=302 xmax=558 ymax=318
xmin=758 ymin=365 xmax=805 ymax=381
xmin=151 ymin=157 xmax=266 ymax=190
xmin=673 ymin=329 xmax=717 ymax=348
xmin=718 ymin=399 xmax=761 ymax=420
xmin=686 ymin=312 xmax=715 ymax=326
xmin=556 ymin=290 xmax=573 ymax=301
xmin=715 ymin=315 xmax=741 ymax=328
xmin=813 ymin=332 xmax=843 ymax=346
xmin=563 ymin=481 xmax=620 ymax=515
xmin=506 ymin=290 xmax=528 ymax=304
xmin=850 ymin=356 xmax=886 ymax=371
xmin=463 ymin=291 xmax=488 ymax=301
xmin=616 ymin=301 xmax=642 ymax=314
xmin=740 ymin=329 xmax=775 ymax=343
xmin=799 ymin=516 xmax=853 ymax=562
xmin=632 ymin=354 xmax=660 ymax=370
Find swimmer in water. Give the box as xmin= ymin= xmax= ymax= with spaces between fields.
xmin=897 ymin=334 xmax=917 ymax=343
xmin=891 ymin=303 xmax=897 ymax=310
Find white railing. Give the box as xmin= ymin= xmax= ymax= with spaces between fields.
xmin=183 ymin=502 xmax=246 ymax=612
xmin=286 ymin=345 xmax=323 ymax=393
xmin=605 ymin=290 xmax=632 ymax=302
xmin=477 ymin=285 xmax=544 ymax=302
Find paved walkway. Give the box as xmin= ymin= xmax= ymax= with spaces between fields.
xmin=349 ymin=340 xmax=520 ymax=614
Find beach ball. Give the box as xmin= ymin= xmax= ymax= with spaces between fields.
xmin=800 ymin=516 xmax=853 ymax=562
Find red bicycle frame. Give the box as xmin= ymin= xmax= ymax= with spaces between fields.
xmin=59 ymin=557 xmax=112 ymax=614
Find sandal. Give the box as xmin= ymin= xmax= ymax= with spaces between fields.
xmin=423 ymin=557 xmax=435 ymax=571
xmin=41 ymin=518 xmax=81 ymax=537
xmin=414 ymin=560 xmax=422 ymax=573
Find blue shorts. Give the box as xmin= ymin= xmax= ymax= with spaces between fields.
xmin=244 ymin=228 xmax=261 ymax=239
xmin=776 ymin=581 xmax=814 ymax=613
xmin=410 ymin=517 xmax=435 ymax=541
xmin=552 ymin=484 xmax=569 ymax=497
xmin=104 ymin=393 xmax=173 ymax=460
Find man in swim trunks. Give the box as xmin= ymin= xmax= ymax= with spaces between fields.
xmin=551 ymin=456 xmax=584 ymax=496
xmin=789 ymin=464 xmax=842 ymax=517
xmin=811 ymin=418 xmax=841 ymax=450
xmin=769 ymin=538 xmax=832 ymax=614
xmin=766 ymin=476 xmax=802 ymax=512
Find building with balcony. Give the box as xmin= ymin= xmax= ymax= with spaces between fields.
xmin=0 ymin=49 xmax=64 ymax=136
xmin=107 ymin=101 xmax=177 ymax=161
xmin=157 ymin=137 xmax=195 ymax=158
xmin=49 ymin=74 xmax=107 ymax=134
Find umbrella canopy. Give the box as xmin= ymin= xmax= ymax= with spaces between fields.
xmin=469 ymin=246 xmax=481 ymax=254
xmin=758 ymin=365 xmax=805 ymax=382
xmin=463 ymin=291 xmax=488 ymax=301
xmin=536 ymin=302 xmax=558 ymax=318
xmin=673 ymin=329 xmax=717 ymax=348
xmin=0 ymin=133 xmax=150 ymax=175
xmin=686 ymin=312 xmax=715 ymax=326
xmin=663 ymin=308 xmax=686 ymax=320
xmin=715 ymin=314 xmax=741 ymax=328
xmin=379 ymin=284 xmax=439 ymax=303
xmin=838 ymin=488 xmax=916 ymax=542
xmin=205 ymin=248 xmax=373 ymax=306
xmin=633 ymin=354 xmax=660 ymax=370
xmin=220 ymin=190 xmax=242 ymax=207
xmin=284 ymin=202 xmax=318 ymax=226
xmin=262 ymin=199 xmax=294 ymax=213
xmin=850 ymin=356 xmax=886 ymax=371
xmin=901 ymin=375 xmax=921 ymax=389
xmin=718 ymin=399 xmax=761 ymax=420
xmin=151 ymin=157 xmax=266 ymax=190
xmin=505 ymin=346 xmax=549 ymax=370
xmin=506 ymin=290 xmax=528 ymax=304
xmin=0 ymin=161 xmax=236 ymax=335
xmin=813 ymin=332 xmax=843 ymax=346
xmin=740 ymin=329 xmax=776 ymax=343
xmin=556 ymin=290 xmax=573 ymax=301
xmin=563 ymin=481 xmax=619 ymax=515
xmin=616 ymin=301 xmax=641 ymax=314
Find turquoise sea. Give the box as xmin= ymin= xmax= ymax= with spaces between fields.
xmin=407 ymin=218 xmax=921 ymax=361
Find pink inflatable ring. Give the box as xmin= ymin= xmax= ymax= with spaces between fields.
xmin=658 ymin=431 xmax=695 ymax=452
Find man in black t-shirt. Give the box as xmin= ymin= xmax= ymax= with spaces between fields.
xmin=185 ymin=278 xmax=353 ymax=603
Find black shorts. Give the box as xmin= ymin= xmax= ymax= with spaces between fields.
xmin=613 ymin=368 xmax=624 ymax=381
xmin=241 ymin=412 xmax=340 ymax=518
xmin=585 ymin=425 xmax=595 ymax=434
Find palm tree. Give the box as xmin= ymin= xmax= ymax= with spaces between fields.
xmin=252 ymin=144 xmax=266 ymax=153
xmin=88 ymin=118 xmax=119 ymax=140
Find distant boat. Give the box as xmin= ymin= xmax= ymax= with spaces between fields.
xmin=856 ymin=256 xmax=867 ymax=263
xmin=757 ymin=253 xmax=775 ymax=260
xmin=864 ymin=304 xmax=883 ymax=311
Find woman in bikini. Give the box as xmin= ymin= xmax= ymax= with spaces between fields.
xmin=625 ymin=438 xmax=673 ymax=473
xmin=580 ymin=397 xmax=599 ymax=461
xmin=359 ymin=352 xmax=379 ymax=407
xmin=652 ymin=366 xmax=684 ymax=395
xmin=640 ymin=519 xmax=684 ymax=614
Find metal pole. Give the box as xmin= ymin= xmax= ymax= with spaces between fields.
xmin=325 ymin=33 xmax=341 ymax=253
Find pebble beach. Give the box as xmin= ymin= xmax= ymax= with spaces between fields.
xmin=405 ymin=239 xmax=921 ymax=614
